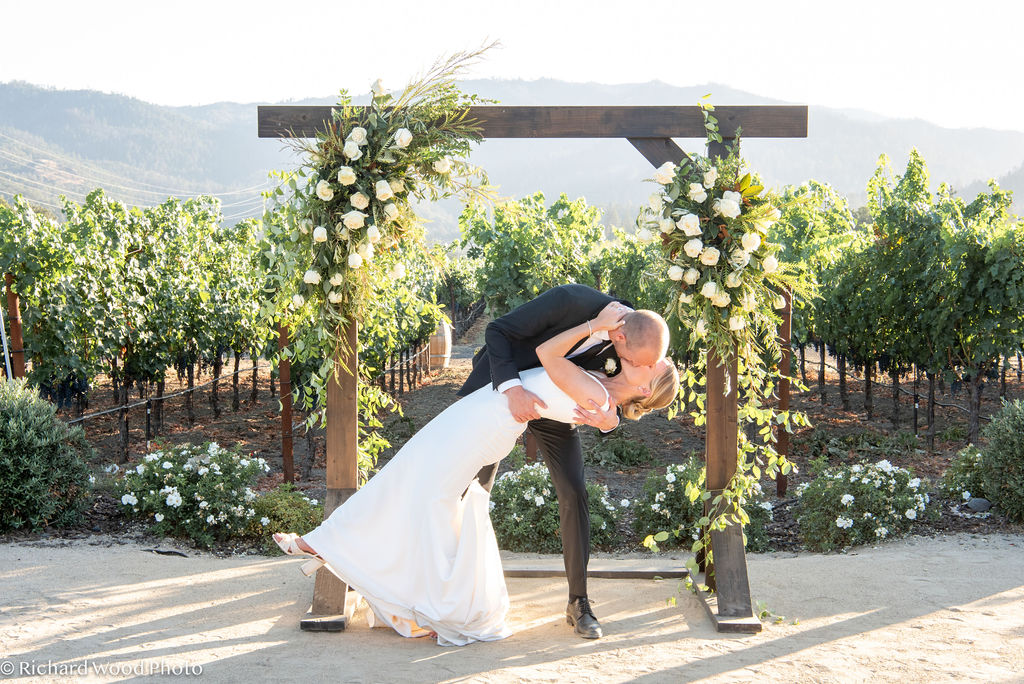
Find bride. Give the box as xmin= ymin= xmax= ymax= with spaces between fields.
xmin=274 ymin=302 xmax=679 ymax=646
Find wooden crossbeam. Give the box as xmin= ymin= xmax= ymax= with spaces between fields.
xmin=258 ymin=105 xmax=807 ymax=140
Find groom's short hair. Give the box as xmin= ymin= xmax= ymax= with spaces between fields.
xmin=621 ymin=310 xmax=669 ymax=359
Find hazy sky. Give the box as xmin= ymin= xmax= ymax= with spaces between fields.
xmin=2 ymin=0 xmax=1022 ymax=131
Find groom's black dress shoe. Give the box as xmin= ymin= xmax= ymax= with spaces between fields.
xmin=566 ymin=597 xmax=603 ymax=639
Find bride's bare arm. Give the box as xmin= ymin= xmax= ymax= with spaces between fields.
xmin=536 ymin=302 xmax=625 ymax=409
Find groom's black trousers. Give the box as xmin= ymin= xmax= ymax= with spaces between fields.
xmin=477 ymin=417 xmax=589 ymax=600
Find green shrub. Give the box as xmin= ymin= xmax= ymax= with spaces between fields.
xmin=243 ymin=482 xmax=325 ymax=555
xmin=114 ymin=441 xmax=271 ymax=548
xmin=979 ymin=400 xmax=1024 ymax=522
xmin=491 ymin=462 xmax=620 ymax=552
xmin=0 ymin=378 xmax=93 ymax=531
xmin=940 ymin=445 xmax=986 ymax=502
xmin=796 ymin=459 xmax=935 ymax=551
xmin=586 ymin=430 xmax=652 ymax=468
xmin=631 ymin=456 xmax=773 ymax=552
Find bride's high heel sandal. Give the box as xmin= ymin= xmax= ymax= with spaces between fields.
xmin=273 ymin=532 xmax=326 ymax=576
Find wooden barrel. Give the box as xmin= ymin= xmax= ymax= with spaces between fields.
xmin=428 ymin=320 xmax=452 ymax=370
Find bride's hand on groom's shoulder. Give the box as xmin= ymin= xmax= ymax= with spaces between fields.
xmin=573 ymin=396 xmax=619 ymax=432
xmin=593 ymin=302 xmax=629 ymax=332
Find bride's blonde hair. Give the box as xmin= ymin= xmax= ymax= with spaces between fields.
xmin=621 ymin=362 xmax=679 ymax=421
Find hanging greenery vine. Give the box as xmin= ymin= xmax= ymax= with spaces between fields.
xmin=635 ymin=98 xmax=812 ymax=586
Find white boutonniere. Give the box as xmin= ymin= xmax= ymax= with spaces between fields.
xmin=604 ymin=358 xmax=618 ymax=376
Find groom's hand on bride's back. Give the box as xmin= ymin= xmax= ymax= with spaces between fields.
xmin=503 ymin=385 xmax=547 ymax=423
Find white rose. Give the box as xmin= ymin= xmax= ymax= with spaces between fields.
xmin=366 ymin=225 xmax=381 ymax=243
xmin=298 ymin=218 xmax=312 ymax=234
xmin=768 ymin=207 xmax=782 ymax=222
xmin=329 ymin=272 xmax=344 ymax=287
xmin=716 ymin=198 xmax=741 ymax=219
xmin=700 ymin=281 xmax=718 ymax=299
xmin=652 ymin=161 xmax=676 ymax=185
xmin=347 ymin=252 xmax=363 ymax=269
xmin=725 ymin=271 xmax=743 ymax=288
xmin=302 ymin=269 xmax=320 ymax=284
xmin=683 ymin=238 xmax=703 ymax=258
xmin=292 ymin=294 xmax=305 ymax=308
xmin=315 ymin=180 xmax=334 ymax=202
xmin=683 ymin=268 xmax=700 ymax=284
xmin=658 ymin=218 xmax=675 ymax=234
xmin=390 ymin=262 xmax=406 ymax=279
xmin=337 ymin=166 xmax=357 ymax=185
xmin=679 ymin=292 xmax=693 ymax=304
xmin=703 ymin=167 xmax=718 ymax=188
xmin=676 ymin=213 xmax=701 ymax=236
xmin=687 ymin=182 xmax=708 ymax=203
xmin=393 ymin=128 xmax=413 ymax=149
xmin=762 ymin=255 xmax=779 ymax=273
xmin=774 ymin=294 xmax=787 ymax=310
xmin=636 ymin=228 xmax=655 ymax=243
xmin=347 ymin=126 xmax=368 ymax=145
xmin=312 ymin=225 xmax=328 ymax=243
xmin=389 ymin=178 xmax=406 ymax=193
xmin=741 ymin=292 xmax=757 ymax=311
xmin=695 ymin=319 xmax=707 ymax=337
xmin=433 ymin=158 xmax=452 ymax=174
xmin=370 ymin=79 xmax=386 ymax=97
xmin=729 ymin=249 xmax=751 ymax=268
xmin=699 ymin=247 xmax=720 ymax=266
xmin=723 ymin=190 xmax=742 ymax=203
xmin=648 ymin=193 xmax=664 ymax=212
xmin=357 ymin=242 xmax=374 ymax=260
xmin=375 ymin=180 xmax=394 ymax=201
xmin=350 ymin=192 xmax=370 ymax=210
xmin=667 ymin=265 xmax=684 ymax=281
xmin=728 ymin=316 xmax=745 ymax=331
xmin=343 ymin=140 xmax=363 ymax=161
xmin=382 ymin=203 xmax=400 ymax=222
xmin=342 ymin=210 xmax=367 ymax=230
xmin=328 ymin=290 xmax=343 ymax=304
xmin=712 ymin=291 xmax=732 ymax=308
xmin=741 ymin=232 xmax=762 ymax=252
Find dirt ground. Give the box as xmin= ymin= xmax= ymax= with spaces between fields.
xmin=1 ymin=533 xmax=1021 ymax=683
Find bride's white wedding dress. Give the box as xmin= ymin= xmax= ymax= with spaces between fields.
xmin=300 ymin=366 xmax=609 ymax=646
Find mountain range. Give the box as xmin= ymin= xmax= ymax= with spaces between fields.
xmin=1 ymin=79 xmax=1020 ymax=243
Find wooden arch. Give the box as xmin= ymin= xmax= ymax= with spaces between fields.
xmin=258 ymin=103 xmax=808 ymax=633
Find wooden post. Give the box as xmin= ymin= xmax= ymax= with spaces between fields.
xmin=4 ymin=273 xmax=25 ymax=378
xmin=302 ymin=320 xmax=359 ymax=631
xmin=278 ymin=323 xmax=294 ymax=484
xmin=692 ymin=137 xmax=760 ymax=632
xmin=777 ymin=289 xmax=792 ymax=497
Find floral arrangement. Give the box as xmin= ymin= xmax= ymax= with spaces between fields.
xmin=795 ymin=458 xmax=935 ymax=551
xmin=115 ymin=441 xmax=271 ymax=549
xmin=261 ymin=49 xmax=494 ymax=382
xmin=489 ymin=462 xmax=620 ymax=553
xmin=632 ymin=102 xmax=810 ymax=579
xmin=633 ymin=457 xmax=773 ymax=553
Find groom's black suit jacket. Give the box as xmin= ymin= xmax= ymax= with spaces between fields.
xmin=457 ymin=283 xmax=631 ymax=398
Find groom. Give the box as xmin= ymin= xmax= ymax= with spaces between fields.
xmin=458 ymin=283 xmax=669 ymax=639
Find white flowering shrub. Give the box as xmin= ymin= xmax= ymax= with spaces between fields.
xmin=940 ymin=445 xmax=987 ymax=503
xmin=243 ymin=482 xmax=324 ymax=555
xmin=114 ymin=441 xmax=271 ymax=549
xmin=490 ymin=463 xmax=620 ymax=553
xmin=632 ymin=456 xmax=774 ymax=552
xmin=795 ymin=459 xmax=936 ymax=551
